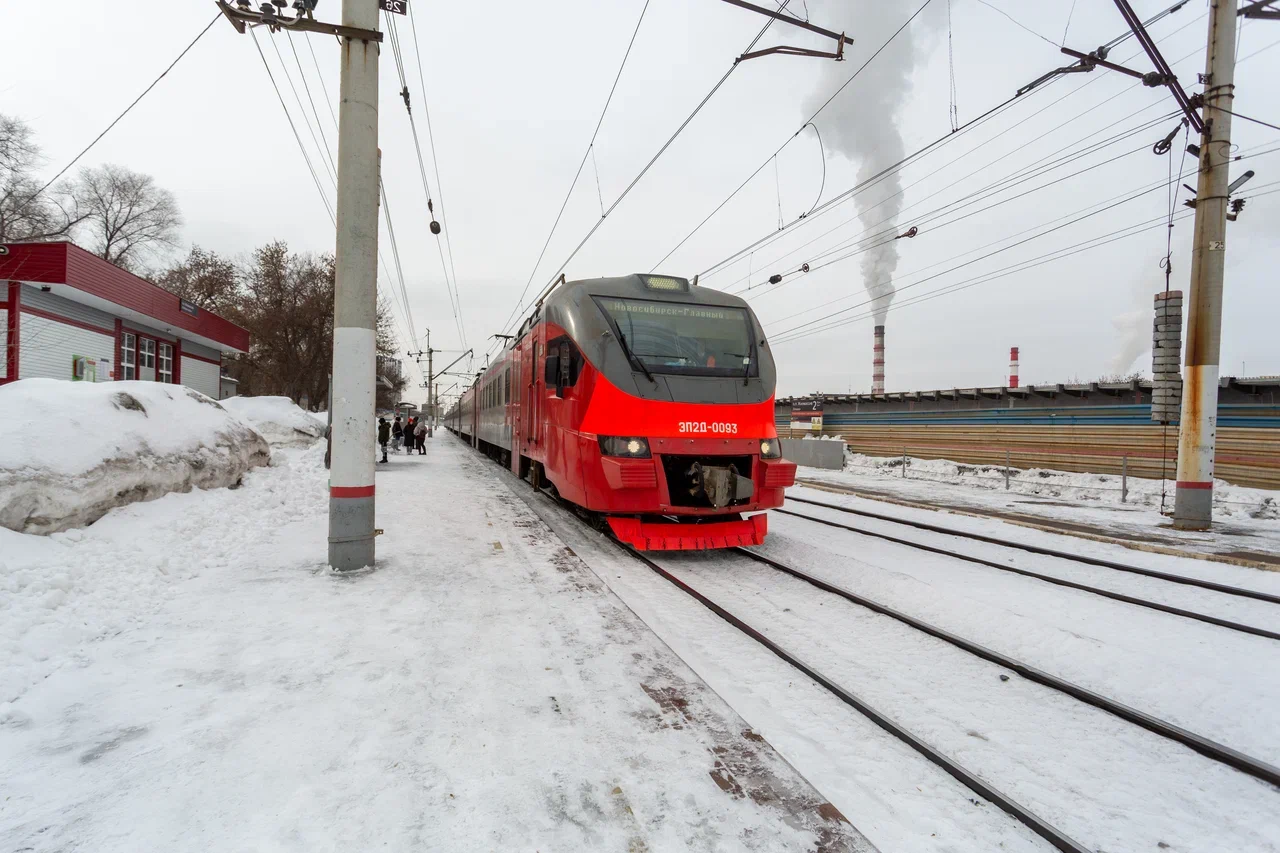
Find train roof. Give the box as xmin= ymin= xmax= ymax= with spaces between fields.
xmin=516 ymin=274 xmax=749 ymax=340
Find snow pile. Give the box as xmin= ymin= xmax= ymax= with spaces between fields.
xmin=842 ymin=451 xmax=1279 ymax=520
xmin=0 ymin=379 xmax=270 ymax=535
xmin=221 ymin=395 xmax=324 ymax=448
xmin=0 ymin=445 xmax=323 ymax=705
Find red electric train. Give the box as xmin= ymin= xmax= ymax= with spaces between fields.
xmin=444 ymin=273 xmax=796 ymax=550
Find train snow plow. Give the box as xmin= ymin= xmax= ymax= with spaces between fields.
xmin=607 ymin=513 xmax=768 ymax=551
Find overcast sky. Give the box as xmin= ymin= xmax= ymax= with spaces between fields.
xmin=6 ymin=0 xmax=1279 ymax=404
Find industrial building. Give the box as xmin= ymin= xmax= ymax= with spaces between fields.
xmin=0 ymin=241 xmax=248 ymax=399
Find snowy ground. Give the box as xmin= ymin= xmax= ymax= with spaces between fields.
xmin=523 ymin=478 xmax=1280 ymax=853
xmin=798 ymin=452 xmax=1280 ymax=564
xmin=1 ymin=438 xmax=868 ymax=853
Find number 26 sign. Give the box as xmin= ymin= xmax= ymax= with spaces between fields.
xmin=379 ymin=0 xmax=408 ymax=13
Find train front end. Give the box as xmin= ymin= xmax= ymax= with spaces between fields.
xmin=554 ymin=274 xmax=796 ymax=550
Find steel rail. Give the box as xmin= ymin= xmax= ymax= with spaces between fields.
xmin=621 ymin=545 xmax=1092 ymax=853
xmin=774 ymin=509 xmax=1280 ymax=642
xmin=786 ymin=494 xmax=1280 ymax=605
xmin=731 ymin=546 xmax=1280 ymax=788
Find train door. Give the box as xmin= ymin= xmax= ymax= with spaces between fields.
xmin=526 ymin=326 xmax=542 ymax=448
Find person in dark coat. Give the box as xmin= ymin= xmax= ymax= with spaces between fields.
xmin=392 ymin=416 xmax=404 ymax=453
xmin=415 ymin=418 xmax=427 ymax=454
xmin=378 ymin=417 xmax=391 ymax=463
xmin=404 ymin=417 xmax=415 ymax=453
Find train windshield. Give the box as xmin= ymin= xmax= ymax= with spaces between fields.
xmin=593 ymin=297 xmax=757 ymax=378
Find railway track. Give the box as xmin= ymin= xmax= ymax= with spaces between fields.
xmin=773 ymin=505 xmax=1280 ymax=643
xmin=620 ymin=545 xmax=1093 ymax=853
xmin=621 ymin=543 xmax=1280 ymax=852
xmin=786 ymin=494 xmax=1280 ymax=605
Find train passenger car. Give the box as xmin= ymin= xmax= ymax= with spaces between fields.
xmin=445 ymin=273 xmax=796 ymax=550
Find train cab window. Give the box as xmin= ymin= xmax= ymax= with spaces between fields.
xmin=544 ymin=337 xmax=582 ymax=397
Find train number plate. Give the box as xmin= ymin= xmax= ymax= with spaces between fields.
xmin=678 ymin=421 xmax=738 ymax=435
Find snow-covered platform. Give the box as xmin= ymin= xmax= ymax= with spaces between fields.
xmin=1 ymin=436 xmax=872 ymax=852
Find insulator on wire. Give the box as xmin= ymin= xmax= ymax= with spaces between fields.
xmin=801 ymin=263 xmax=810 ymax=273
xmin=768 ymin=273 xmax=783 ymax=285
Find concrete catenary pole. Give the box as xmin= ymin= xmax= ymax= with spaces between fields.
xmin=1173 ymin=0 xmax=1237 ymax=530
xmin=328 ymin=0 xmax=381 ymax=571
xmin=426 ymin=342 xmax=434 ymax=437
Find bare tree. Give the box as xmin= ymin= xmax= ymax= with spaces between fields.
xmin=0 ymin=114 xmax=81 ymax=243
xmin=154 ymin=245 xmax=240 ymax=316
xmin=72 ymin=163 xmax=181 ymax=271
xmin=157 ymin=241 xmax=405 ymax=408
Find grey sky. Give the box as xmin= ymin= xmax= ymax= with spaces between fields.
xmin=5 ymin=0 xmax=1278 ymax=404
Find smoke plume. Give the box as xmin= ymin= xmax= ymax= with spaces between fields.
xmin=802 ymin=2 xmax=936 ymax=324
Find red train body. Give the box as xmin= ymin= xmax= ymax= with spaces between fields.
xmin=445 ymin=274 xmax=796 ymax=550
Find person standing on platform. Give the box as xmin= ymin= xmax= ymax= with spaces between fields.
xmin=391 ymin=416 xmax=404 ymax=454
xmin=415 ymin=418 xmax=427 ymax=454
xmin=377 ymin=417 xmax=391 ymax=463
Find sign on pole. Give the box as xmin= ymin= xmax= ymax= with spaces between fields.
xmin=378 ymin=0 xmax=408 ymax=14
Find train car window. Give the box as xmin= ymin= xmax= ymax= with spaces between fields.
xmin=504 ymin=369 xmax=511 ymax=403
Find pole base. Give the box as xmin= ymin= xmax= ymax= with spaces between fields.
xmin=329 ymin=493 xmax=376 ymax=572
xmin=1172 ymin=485 xmax=1214 ymax=531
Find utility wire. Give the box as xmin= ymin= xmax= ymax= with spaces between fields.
xmin=18 ymin=13 xmax=220 ymax=215
xmin=769 ymin=142 xmax=1280 ymax=341
xmin=501 ymin=0 xmax=793 ymax=339
xmin=286 ymin=32 xmax=339 ymax=179
xmin=649 ymin=0 xmax=935 ymax=273
xmin=269 ymin=33 xmax=337 ymax=185
xmin=972 ymin=0 xmax=1060 ymax=48
xmin=1215 ymin=106 xmax=1280 ymax=133
xmin=732 ymin=106 xmax=1180 ymax=294
xmin=500 ymin=0 xmax=652 ymax=336
xmin=293 ymin=32 xmax=422 ymax=374
xmin=702 ymin=6 xmax=1207 ymax=287
xmin=251 ymin=30 xmax=335 ymax=226
xmin=406 ymin=0 xmax=466 ymax=346
xmin=384 ymin=13 xmax=466 ymax=348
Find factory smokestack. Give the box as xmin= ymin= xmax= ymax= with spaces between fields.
xmin=873 ymin=325 xmax=886 ymax=394
xmin=1009 ymin=347 xmax=1020 ymax=389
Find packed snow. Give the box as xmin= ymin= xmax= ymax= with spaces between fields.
xmin=220 ymin=395 xmax=324 ymax=448
xmin=0 ymin=438 xmax=869 ymax=852
xmin=0 ymin=379 xmax=269 ymax=535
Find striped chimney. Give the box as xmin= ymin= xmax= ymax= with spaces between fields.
xmin=1009 ymin=346 xmax=1020 ymax=389
xmin=872 ymin=325 xmax=885 ymax=394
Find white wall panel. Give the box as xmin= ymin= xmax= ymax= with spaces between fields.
xmin=18 ymin=314 xmax=114 ymax=381
xmin=181 ymin=356 xmax=220 ymax=399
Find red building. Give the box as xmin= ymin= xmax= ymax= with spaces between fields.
xmin=0 ymin=242 xmax=249 ymax=398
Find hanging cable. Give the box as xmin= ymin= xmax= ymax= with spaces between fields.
xmin=406 ymin=0 xmax=467 ymax=346
xmin=700 ymin=8 xmax=1208 ymax=285
xmin=17 ymin=13 xmax=220 ymax=217
xmin=509 ymin=0 xmax=794 ymax=334
xmin=773 ymin=155 xmax=784 ymax=229
xmin=269 ymin=34 xmax=337 ymax=185
xmin=648 ymin=0 xmax=934 ymax=274
xmin=1061 ymin=0 xmax=1079 ymax=46
xmin=498 ymin=0 xmax=653 ymax=337
xmin=251 ymin=30 xmax=335 ymax=226
xmin=947 ymin=0 xmax=959 ymax=131
xmin=802 ymin=123 xmax=826 ymax=219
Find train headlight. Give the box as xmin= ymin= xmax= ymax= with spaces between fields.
xmin=759 ymin=439 xmax=781 ymax=459
xmin=599 ymin=436 xmax=652 ymax=459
